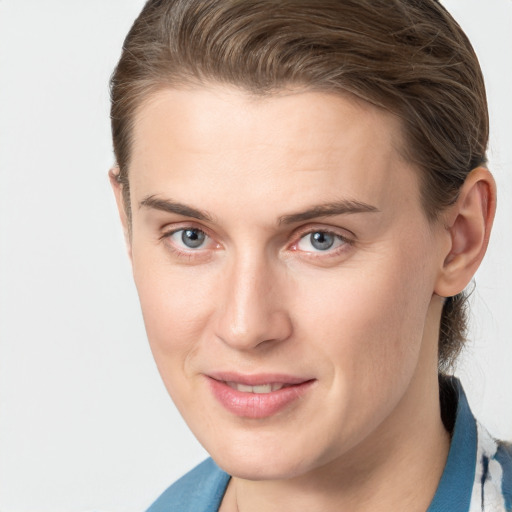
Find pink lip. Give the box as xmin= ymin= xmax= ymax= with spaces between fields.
xmin=206 ymin=372 xmax=316 ymax=419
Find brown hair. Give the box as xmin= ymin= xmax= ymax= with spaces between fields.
xmin=110 ymin=0 xmax=489 ymax=371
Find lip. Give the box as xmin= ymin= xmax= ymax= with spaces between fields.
xmin=205 ymin=372 xmax=316 ymax=419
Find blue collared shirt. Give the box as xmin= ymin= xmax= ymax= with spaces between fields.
xmin=146 ymin=380 xmax=512 ymax=511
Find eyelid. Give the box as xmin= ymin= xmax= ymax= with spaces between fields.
xmin=290 ymin=224 xmax=356 ymax=244
xmin=285 ymin=225 xmax=356 ymax=259
xmin=158 ymin=221 xmax=354 ymax=255
xmin=160 ymin=221 xmax=210 ymax=239
xmin=159 ymin=222 xmax=221 ymax=251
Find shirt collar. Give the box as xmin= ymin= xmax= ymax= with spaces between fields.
xmin=427 ymin=377 xmax=477 ymax=512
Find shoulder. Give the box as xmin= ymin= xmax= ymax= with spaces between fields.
xmin=434 ymin=377 xmax=512 ymax=511
xmin=146 ymin=458 xmax=230 ymax=512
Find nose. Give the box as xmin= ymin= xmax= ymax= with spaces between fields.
xmin=214 ymin=254 xmax=293 ymax=351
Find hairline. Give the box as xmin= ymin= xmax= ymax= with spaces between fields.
xmin=120 ymin=78 xmax=432 ymax=225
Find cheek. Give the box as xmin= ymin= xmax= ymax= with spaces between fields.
xmin=131 ymin=248 xmax=217 ymax=378
xmin=296 ymin=241 xmax=436 ymax=392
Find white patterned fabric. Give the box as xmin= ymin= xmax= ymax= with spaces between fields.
xmin=468 ymin=421 xmax=512 ymax=511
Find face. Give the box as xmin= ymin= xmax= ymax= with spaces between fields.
xmin=119 ymin=85 xmax=448 ymax=481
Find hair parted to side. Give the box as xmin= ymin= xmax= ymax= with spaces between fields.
xmin=110 ymin=0 xmax=489 ymax=372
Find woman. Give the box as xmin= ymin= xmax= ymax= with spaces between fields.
xmin=109 ymin=1 xmax=511 ymax=510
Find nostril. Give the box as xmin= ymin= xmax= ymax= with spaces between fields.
xmin=215 ymin=308 xmax=293 ymax=351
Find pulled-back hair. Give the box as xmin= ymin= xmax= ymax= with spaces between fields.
xmin=110 ymin=0 xmax=489 ymax=372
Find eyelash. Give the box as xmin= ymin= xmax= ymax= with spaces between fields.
xmin=160 ymin=225 xmax=218 ymax=260
xmin=289 ymin=228 xmax=354 ymax=258
xmin=159 ymin=225 xmax=354 ymax=261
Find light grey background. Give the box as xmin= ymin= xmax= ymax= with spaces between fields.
xmin=0 ymin=1 xmax=510 ymax=511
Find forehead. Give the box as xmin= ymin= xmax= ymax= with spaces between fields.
xmin=129 ymin=85 xmax=421 ymax=219
xmin=132 ymin=85 xmax=403 ymax=160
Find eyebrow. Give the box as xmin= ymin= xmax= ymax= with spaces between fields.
xmin=278 ymin=200 xmax=379 ymax=225
xmin=139 ymin=195 xmax=213 ymax=222
xmin=139 ymin=195 xmax=378 ymax=225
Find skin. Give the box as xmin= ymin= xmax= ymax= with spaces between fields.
xmin=111 ymin=85 xmax=495 ymax=511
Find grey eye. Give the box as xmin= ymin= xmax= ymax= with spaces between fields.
xmin=309 ymin=232 xmax=335 ymax=251
xmin=296 ymin=230 xmax=347 ymax=253
xmin=181 ymin=229 xmax=206 ymax=248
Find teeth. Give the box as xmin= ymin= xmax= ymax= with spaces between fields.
xmin=252 ymin=384 xmax=272 ymax=394
xmin=226 ymin=382 xmax=286 ymax=393
xmin=238 ymin=383 xmax=256 ymax=393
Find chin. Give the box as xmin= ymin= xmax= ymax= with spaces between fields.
xmin=204 ymin=433 xmax=322 ymax=481
xmin=218 ymin=454 xmax=309 ymax=481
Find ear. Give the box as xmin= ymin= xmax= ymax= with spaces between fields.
xmin=435 ymin=167 xmax=496 ymax=297
xmin=109 ymin=167 xmax=132 ymax=261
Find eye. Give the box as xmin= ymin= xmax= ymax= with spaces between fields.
xmin=296 ymin=230 xmax=347 ymax=252
xmin=168 ymin=228 xmax=209 ymax=249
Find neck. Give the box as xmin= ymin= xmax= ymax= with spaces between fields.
xmin=221 ymin=299 xmax=450 ymax=512
xmin=228 ymin=383 xmax=448 ymax=512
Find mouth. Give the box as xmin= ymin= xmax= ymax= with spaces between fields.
xmin=206 ymin=373 xmax=315 ymax=419
xmin=224 ymin=382 xmax=291 ymax=393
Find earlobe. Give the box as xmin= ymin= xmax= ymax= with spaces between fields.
xmin=435 ymin=167 xmax=496 ymax=298
xmin=108 ymin=167 xmax=132 ymax=261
